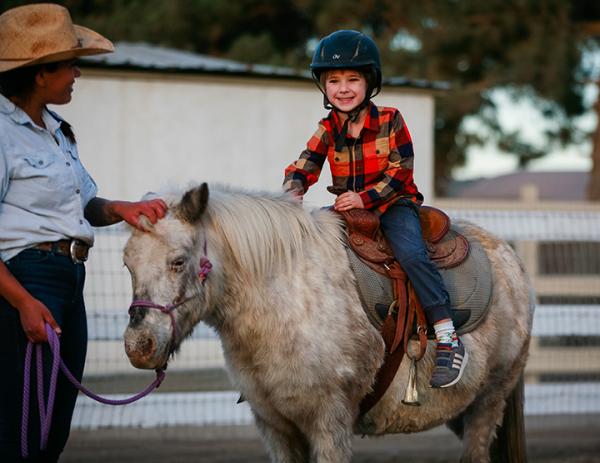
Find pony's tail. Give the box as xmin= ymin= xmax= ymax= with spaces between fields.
xmin=490 ymin=374 xmax=528 ymax=463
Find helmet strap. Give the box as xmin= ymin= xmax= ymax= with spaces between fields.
xmin=333 ymin=100 xmax=368 ymax=152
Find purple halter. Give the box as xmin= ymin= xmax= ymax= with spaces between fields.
xmin=128 ymin=251 xmax=212 ymax=350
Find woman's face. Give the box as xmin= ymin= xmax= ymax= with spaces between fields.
xmin=324 ymin=69 xmax=367 ymax=113
xmin=40 ymin=60 xmax=81 ymax=105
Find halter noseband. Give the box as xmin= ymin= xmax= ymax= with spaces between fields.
xmin=128 ymin=246 xmax=213 ymax=354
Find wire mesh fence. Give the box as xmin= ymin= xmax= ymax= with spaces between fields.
xmin=74 ymin=206 xmax=600 ymax=430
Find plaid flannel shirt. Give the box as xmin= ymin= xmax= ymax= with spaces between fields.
xmin=284 ymin=103 xmax=423 ymax=214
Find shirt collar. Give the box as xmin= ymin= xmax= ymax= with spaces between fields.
xmin=43 ymin=108 xmax=62 ymax=134
xmin=363 ymin=102 xmax=380 ymax=132
xmin=0 ymin=94 xmax=61 ymax=133
xmin=0 ymin=93 xmax=32 ymax=125
xmin=328 ymin=102 xmax=380 ymax=134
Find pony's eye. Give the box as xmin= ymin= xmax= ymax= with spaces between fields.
xmin=170 ymin=258 xmax=186 ymax=271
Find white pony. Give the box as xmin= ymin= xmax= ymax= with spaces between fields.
xmin=123 ymin=183 xmax=534 ymax=463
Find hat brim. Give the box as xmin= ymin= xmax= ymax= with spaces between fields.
xmin=0 ymin=25 xmax=114 ymax=73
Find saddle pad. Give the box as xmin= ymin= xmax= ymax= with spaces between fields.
xmin=346 ymin=224 xmax=493 ymax=335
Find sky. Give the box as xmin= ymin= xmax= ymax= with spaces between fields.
xmin=452 ymin=86 xmax=596 ymax=180
xmin=452 ymin=45 xmax=600 ymax=181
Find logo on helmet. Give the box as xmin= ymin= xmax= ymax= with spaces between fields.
xmin=332 ymin=54 xmax=341 ymax=59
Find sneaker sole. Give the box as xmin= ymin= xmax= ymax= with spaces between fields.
xmin=438 ymin=349 xmax=469 ymax=388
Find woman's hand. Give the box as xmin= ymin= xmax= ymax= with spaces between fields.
xmin=109 ymin=199 xmax=168 ymax=231
xmin=85 ymin=197 xmax=168 ymax=229
xmin=18 ymin=297 xmax=61 ymax=343
xmin=0 ymin=261 xmax=61 ymax=343
xmin=334 ymin=191 xmax=365 ymax=211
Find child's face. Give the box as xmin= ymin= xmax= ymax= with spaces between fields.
xmin=324 ymin=69 xmax=367 ymax=113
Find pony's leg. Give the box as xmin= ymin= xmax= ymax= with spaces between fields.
xmin=458 ymin=389 xmax=505 ymax=463
xmin=460 ymin=341 xmax=530 ymax=463
xmin=459 ymin=369 xmax=524 ymax=462
xmin=304 ymin=404 xmax=354 ymax=463
xmin=254 ymin=413 xmax=310 ymax=463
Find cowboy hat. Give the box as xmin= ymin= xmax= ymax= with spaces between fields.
xmin=0 ymin=3 xmax=113 ymax=73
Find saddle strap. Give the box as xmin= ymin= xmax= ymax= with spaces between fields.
xmin=359 ymin=315 xmax=406 ymax=417
xmin=387 ymin=262 xmax=408 ymax=353
xmin=405 ymin=284 xmax=428 ymax=361
xmin=358 ymin=263 xmax=428 ymax=417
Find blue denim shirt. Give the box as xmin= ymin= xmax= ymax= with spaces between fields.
xmin=0 ymin=94 xmax=97 ymax=261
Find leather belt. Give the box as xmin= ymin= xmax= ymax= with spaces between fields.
xmin=33 ymin=239 xmax=90 ymax=263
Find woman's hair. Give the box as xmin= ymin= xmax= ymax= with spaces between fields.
xmin=0 ymin=61 xmax=75 ymax=143
xmin=0 ymin=62 xmax=61 ymax=99
xmin=0 ymin=65 xmax=40 ymax=99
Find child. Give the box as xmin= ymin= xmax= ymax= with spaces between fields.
xmin=283 ymin=30 xmax=468 ymax=388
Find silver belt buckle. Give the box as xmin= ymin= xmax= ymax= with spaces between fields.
xmin=69 ymin=239 xmax=88 ymax=264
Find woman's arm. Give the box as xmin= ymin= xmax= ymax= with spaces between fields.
xmin=84 ymin=197 xmax=167 ymax=230
xmin=0 ymin=261 xmax=60 ymax=343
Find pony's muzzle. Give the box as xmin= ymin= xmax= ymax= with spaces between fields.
xmin=124 ymin=330 xmax=161 ymax=369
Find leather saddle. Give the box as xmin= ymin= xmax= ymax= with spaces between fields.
xmin=336 ymin=205 xmax=469 ymax=416
xmin=342 ymin=206 xmax=469 ymax=276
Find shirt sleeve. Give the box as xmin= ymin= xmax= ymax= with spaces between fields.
xmin=283 ymin=122 xmax=330 ymax=194
xmin=358 ymin=110 xmax=418 ymax=209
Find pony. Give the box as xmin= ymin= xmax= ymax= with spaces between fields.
xmin=122 ymin=183 xmax=535 ymax=463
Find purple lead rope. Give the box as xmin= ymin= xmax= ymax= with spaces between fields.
xmin=21 ymin=324 xmax=165 ymax=459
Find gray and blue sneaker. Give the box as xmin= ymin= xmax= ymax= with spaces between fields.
xmin=430 ymin=339 xmax=468 ymax=388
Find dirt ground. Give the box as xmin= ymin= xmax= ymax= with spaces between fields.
xmin=62 ymin=414 xmax=600 ymax=462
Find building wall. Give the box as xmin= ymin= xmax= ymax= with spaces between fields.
xmin=54 ymin=69 xmax=435 ymax=207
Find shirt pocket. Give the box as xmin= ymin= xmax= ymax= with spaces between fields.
xmin=328 ymin=147 xmax=352 ymax=177
xmin=19 ymin=151 xmax=56 ymax=178
xmin=370 ymin=138 xmax=391 ymax=171
xmin=22 ymin=151 xmax=56 ymax=170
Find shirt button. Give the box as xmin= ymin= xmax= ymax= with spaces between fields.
xmin=76 ymin=189 xmax=80 ymax=194
xmin=38 ymin=160 xmax=43 ymax=165
xmin=376 ymin=150 xmax=380 ymax=154
xmin=66 ymin=161 xmax=71 ymax=166
xmin=79 ymin=219 xmax=83 ymax=224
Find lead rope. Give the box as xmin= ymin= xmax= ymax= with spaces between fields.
xmin=21 ymin=324 xmax=166 ymax=458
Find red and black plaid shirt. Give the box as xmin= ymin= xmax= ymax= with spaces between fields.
xmin=284 ymin=103 xmax=423 ymax=213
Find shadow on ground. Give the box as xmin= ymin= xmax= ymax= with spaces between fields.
xmin=63 ymin=414 xmax=600 ymax=462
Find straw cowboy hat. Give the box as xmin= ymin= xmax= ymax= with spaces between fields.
xmin=0 ymin=3 xmax=113 ymax=73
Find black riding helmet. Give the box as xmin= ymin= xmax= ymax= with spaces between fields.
xmin=311 ymin=30 xmax=382 ymax=115
xmin=310 ymin=30 xmax=382 ymax=150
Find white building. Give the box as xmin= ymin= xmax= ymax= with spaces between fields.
xmin=55 ymin=43 xmax=442 ymax=208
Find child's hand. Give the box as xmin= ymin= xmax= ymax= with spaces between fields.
xmin=334 ymin=191 xmax=364 ymax=211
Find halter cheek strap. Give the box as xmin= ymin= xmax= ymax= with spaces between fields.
xmin=128 ymin=246 xmax=213 ymax=350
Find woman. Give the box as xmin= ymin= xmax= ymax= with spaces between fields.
xmin=0 ymin=4 xmax=166 ymax=461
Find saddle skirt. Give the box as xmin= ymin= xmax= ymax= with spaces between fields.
xmin=343 ymin=211 xmax=493 ymax=336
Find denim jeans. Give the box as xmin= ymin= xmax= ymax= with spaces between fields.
xmin=0 ymin=249 xmax=87 ymax=462
xmin=380 ymin=200 xmax=451 ymax=325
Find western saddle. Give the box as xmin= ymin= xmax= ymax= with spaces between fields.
xmin=337 ymin=205 xmax=469 ymax=416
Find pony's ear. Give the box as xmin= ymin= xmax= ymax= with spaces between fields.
xmin=177 ymin=183 xmax=209 ymax=224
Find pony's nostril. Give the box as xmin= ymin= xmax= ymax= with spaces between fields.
xmin=128 ymin=306 xmax=147 ymax=326
xmin=137 ymin=336 xmax=156 ymax=357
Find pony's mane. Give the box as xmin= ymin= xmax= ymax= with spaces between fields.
xmin=198 ymin=185 xmax=344 ymax=279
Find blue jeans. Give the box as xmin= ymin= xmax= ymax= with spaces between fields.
xmin=0 ymin=249 xmax=87 ymax=462
xmin=380 ymin=200 xmax=451 ymax=325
